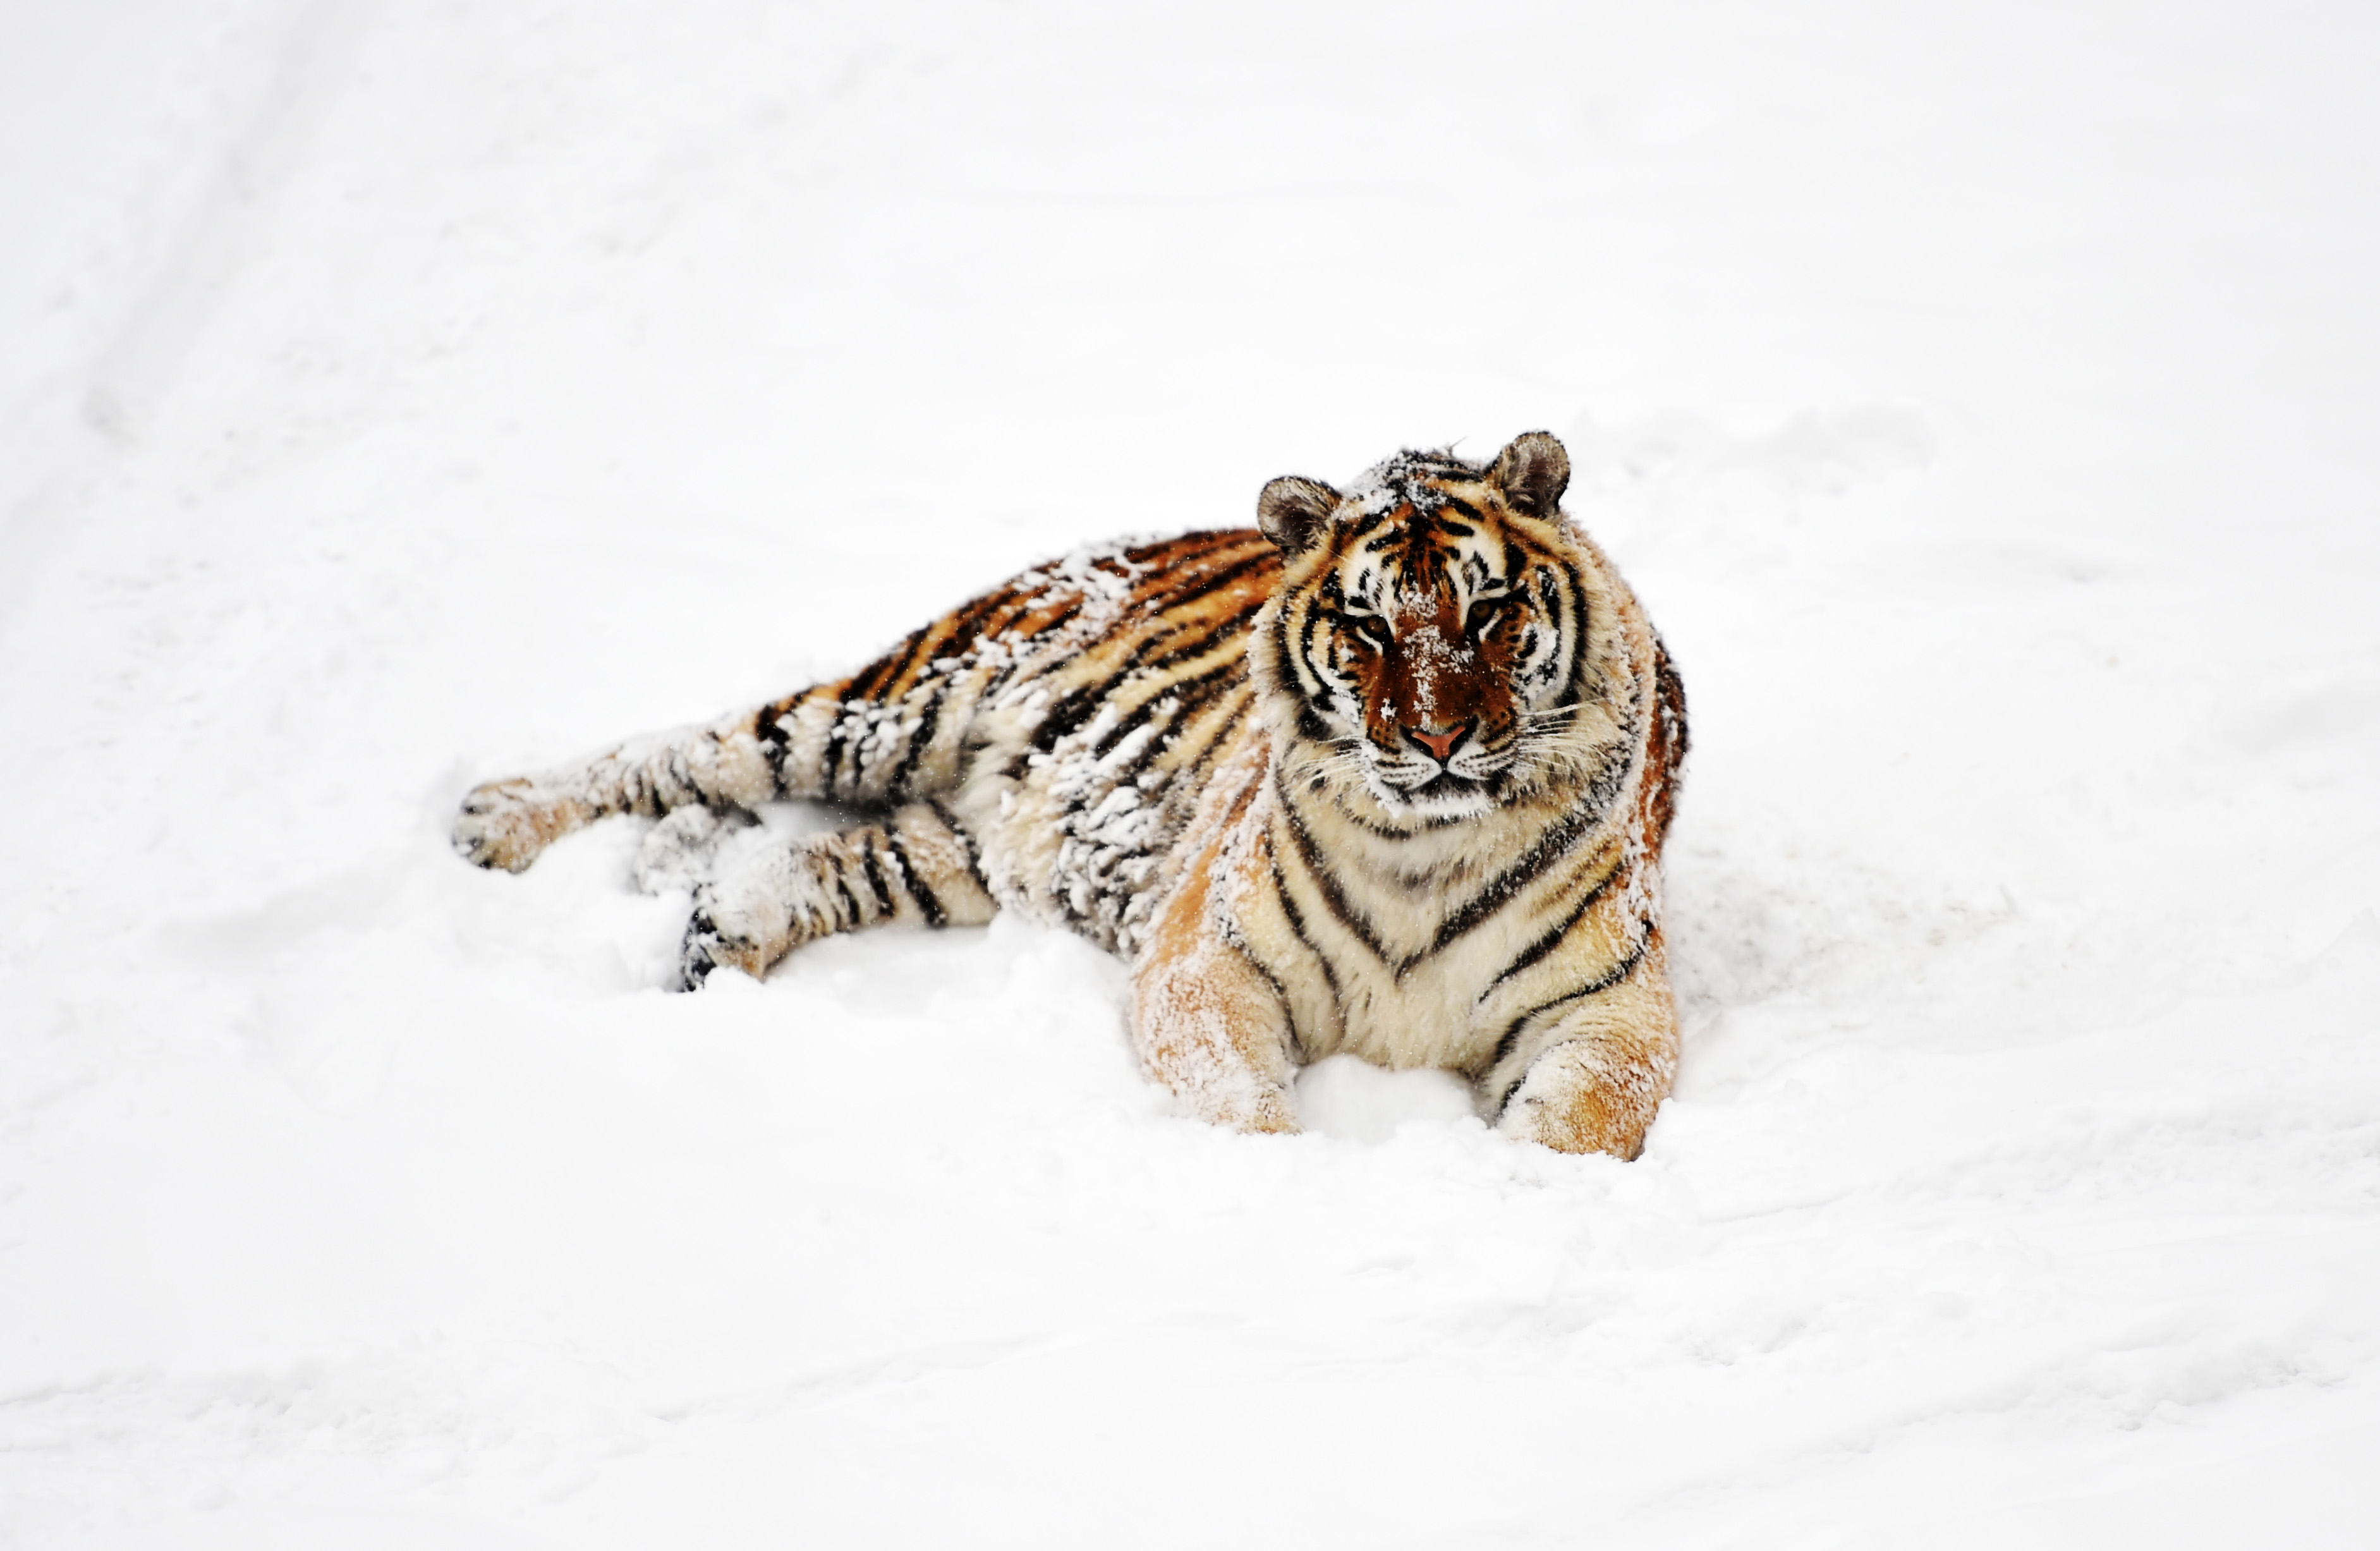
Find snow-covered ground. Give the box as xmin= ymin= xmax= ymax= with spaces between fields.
xmin=4 ymin=1 xmax=2377 ymax=1544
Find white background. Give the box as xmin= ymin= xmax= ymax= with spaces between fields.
xmin=3 ymin=1 xmax=2377 ymax=1545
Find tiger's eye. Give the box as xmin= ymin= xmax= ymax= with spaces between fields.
xmin=1351 ymin=615 xmax=1392 ymax=649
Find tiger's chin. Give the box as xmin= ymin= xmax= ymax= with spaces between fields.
xmin=1364 ymin=769 xmax=1500 ymax=822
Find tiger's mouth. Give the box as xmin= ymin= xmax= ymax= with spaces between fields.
xmin=1365 ymin=760 xmax=1503 ymax=818
xmin=1405 ymin=770 xmax=1488 ymax=800
xmin=1369 ymin=738 xmax=1514 ymax=792
xmin=1381 ymin=782 xmax=1497 ymax=823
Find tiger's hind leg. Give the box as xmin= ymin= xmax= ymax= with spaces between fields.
xmin=455 ymin=583 xmax=1024 ymax=875
xmin=452 ymin=712 xmax=785 ymax=874
xmin=679 ymin=801 xmax=997 ymax=988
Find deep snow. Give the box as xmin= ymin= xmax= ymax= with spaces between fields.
xmin=3 ymin=1 xmax=2378 ymax=1545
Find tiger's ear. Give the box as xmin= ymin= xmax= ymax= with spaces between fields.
xmin=1256 ymin=475 xmax=1342 ymax=555
xmin=1489 ymin=431 xmax=1570 ymax=518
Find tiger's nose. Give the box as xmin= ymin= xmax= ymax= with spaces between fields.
xmin=1409 ymin=721 xmax=1471 ymax=762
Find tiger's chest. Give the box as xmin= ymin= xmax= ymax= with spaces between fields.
xmin=1294 ymin=944 xmax=1514 ymax=1073
xmin=1232 ymin=792 xmax=1627 ymax=1077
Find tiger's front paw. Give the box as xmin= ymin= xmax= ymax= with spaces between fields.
xmin=1235 ymin=1084 xmax=1301 ymax=1137
xmin=452 ymin=779 xmax=572 ymax=873
xmin=1496 ymin=1057 xmax=1663 ymax=1160
xmin=1498 ymin=1088 xmax=1648 ymax=1160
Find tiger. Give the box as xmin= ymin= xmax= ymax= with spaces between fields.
xmin=453 ymin=431 xmax=1688 ymax=1157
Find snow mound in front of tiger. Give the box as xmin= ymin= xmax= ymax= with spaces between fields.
xmin=3 ymin=1 xmax=2379 ymax=1547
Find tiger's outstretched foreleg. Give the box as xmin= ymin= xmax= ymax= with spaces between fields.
xmin=1483 ymin=943 xmax=1680 ymax=1160
xmin=680 ymin=801 xmax=997 ymax=987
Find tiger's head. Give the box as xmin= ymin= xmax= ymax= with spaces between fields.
xmin=1251 ymin=431 xmax=1627 ymax=825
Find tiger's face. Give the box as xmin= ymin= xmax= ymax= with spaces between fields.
xmin=1254 ymin=433 xmax=1601 ymax=823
